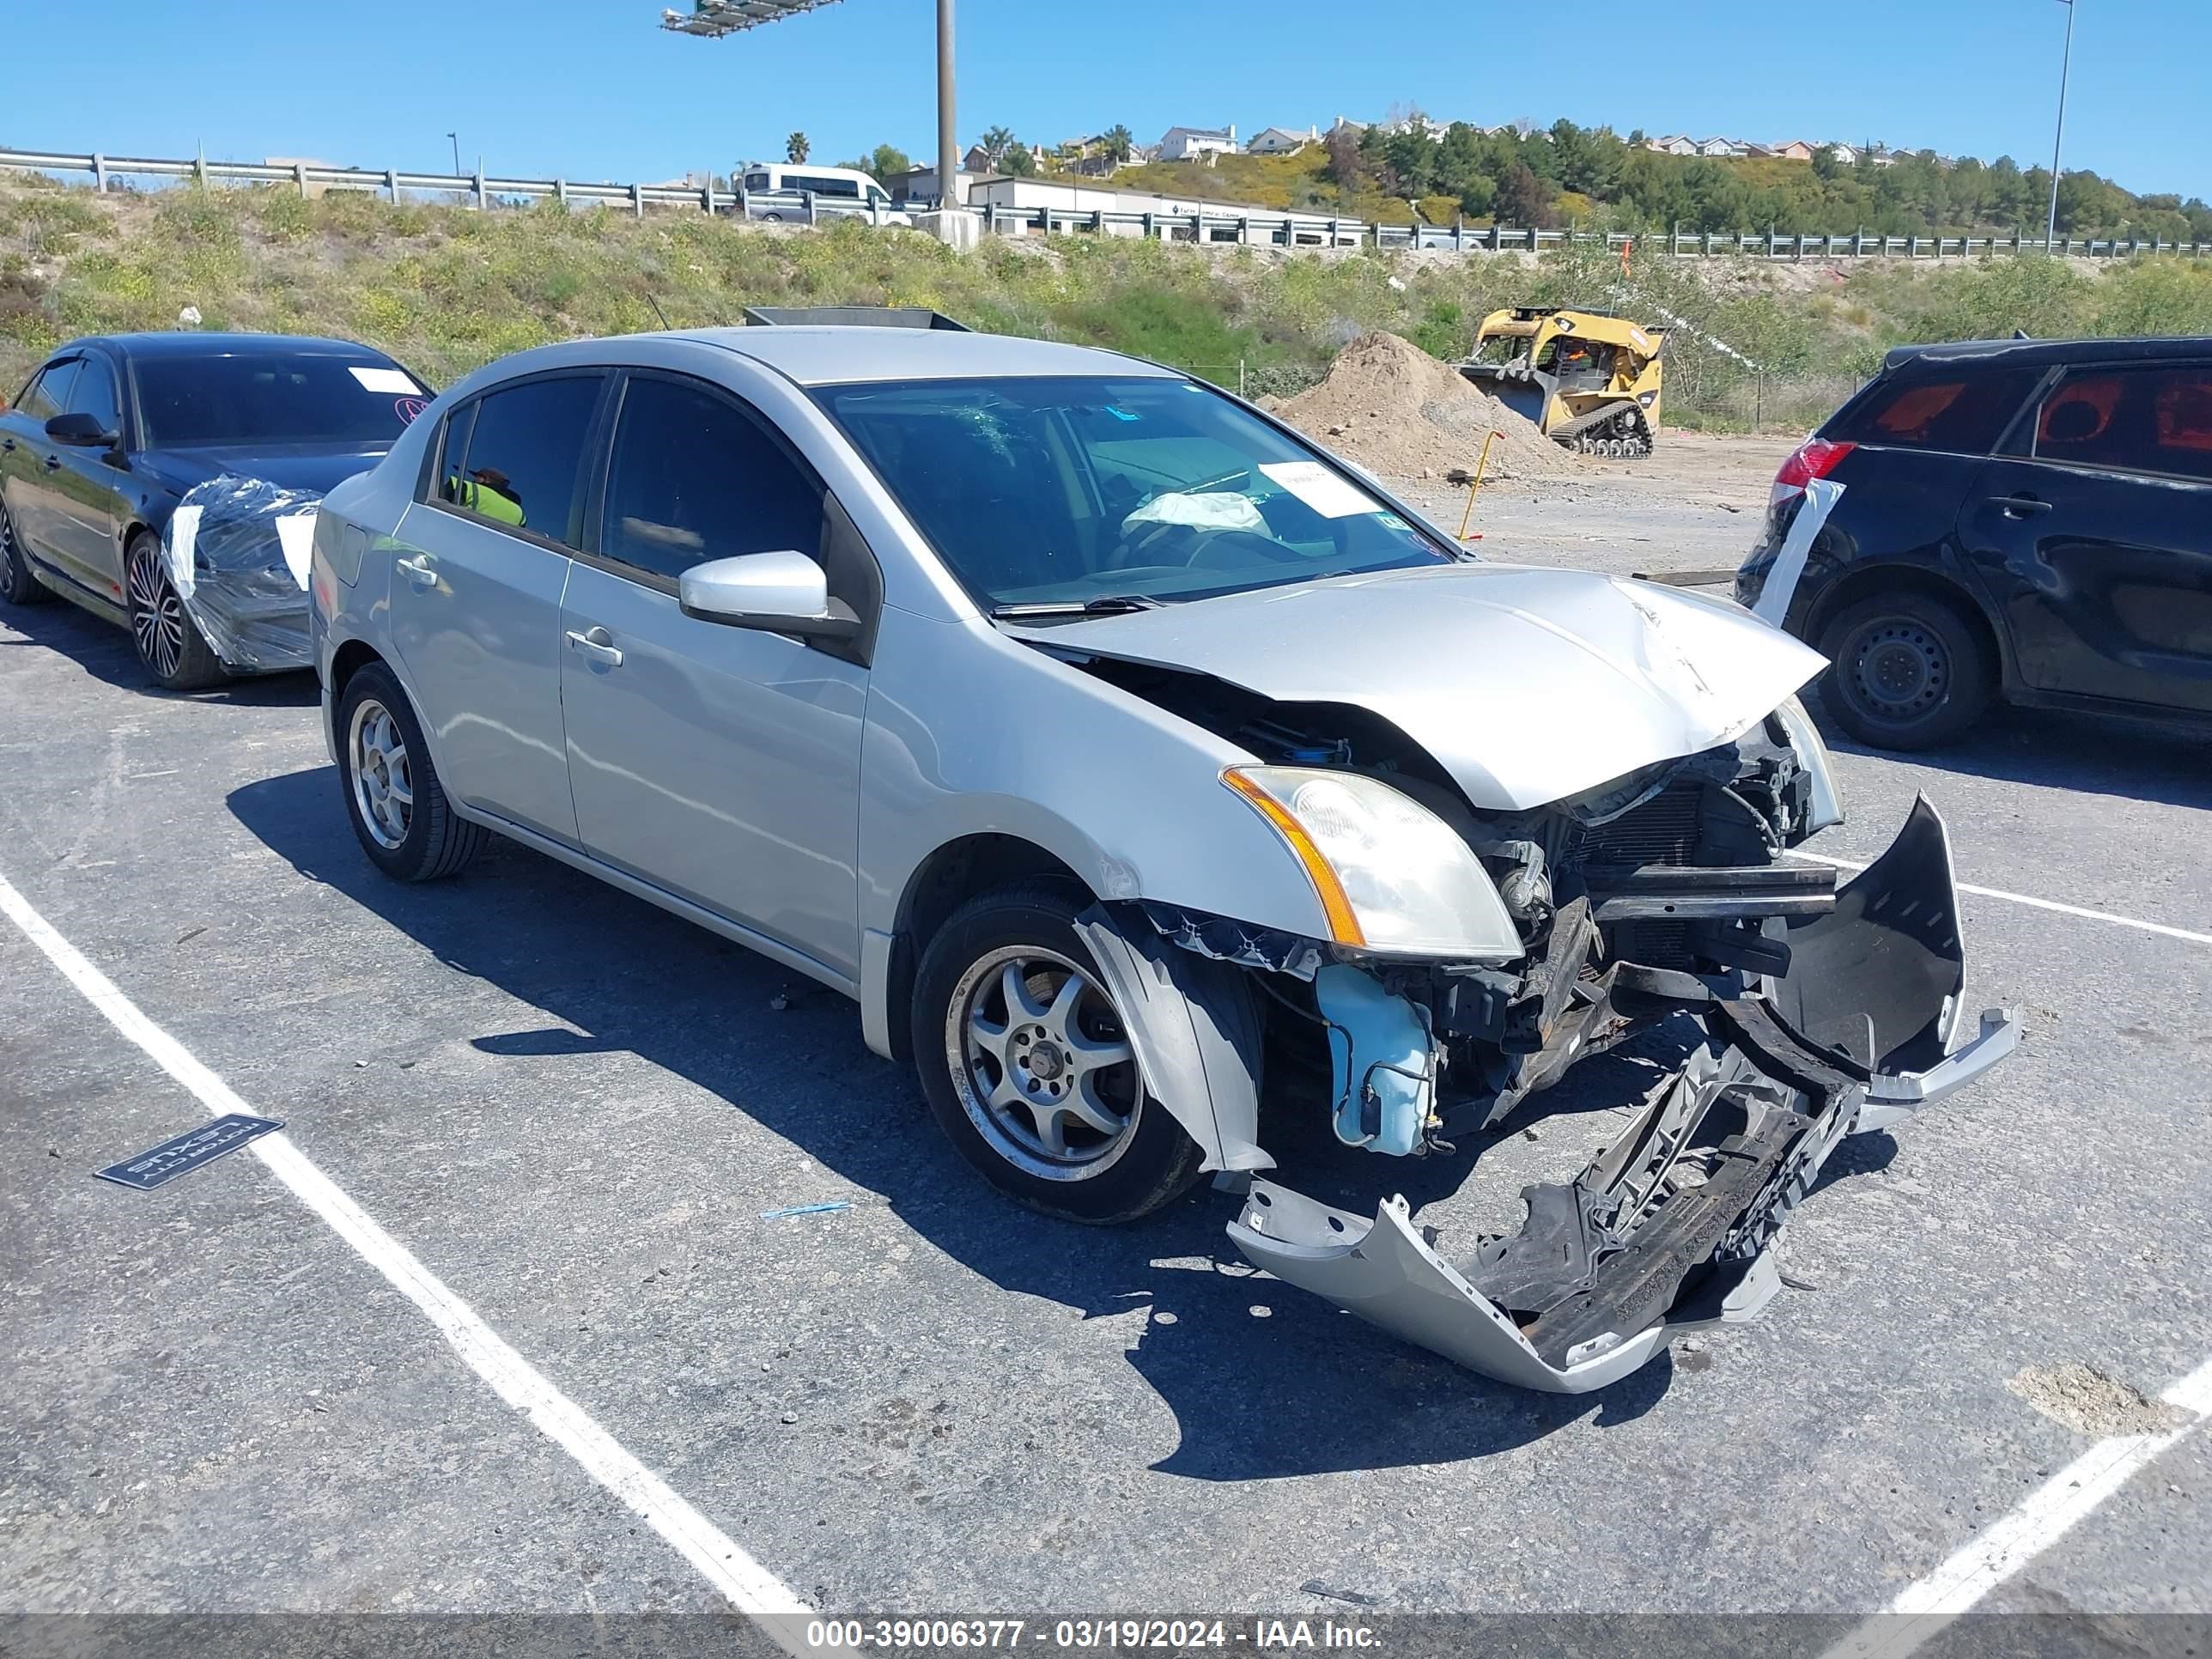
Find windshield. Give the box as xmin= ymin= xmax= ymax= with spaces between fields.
xmin=133 ymin=353 xmax=426 ymax=448
xmin=812 ymin=374 xmax=1454 ymax=609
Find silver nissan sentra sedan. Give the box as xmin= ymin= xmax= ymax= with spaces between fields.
xmin=309 ymin=321 xmax=2017 ymax=1392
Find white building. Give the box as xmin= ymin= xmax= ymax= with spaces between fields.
xmin=1157 ymin=125 xmax=1240 ymax=163
xmin=1692 ymin=136 xmax=1749 ymax=159
xmin=1247 ymin=125 xmax=1318 ymax=156
xmin=964 ymin=174 xmax=1359 ymax=246
xmin=1645 ymin=134 xmax=1698 ymax=155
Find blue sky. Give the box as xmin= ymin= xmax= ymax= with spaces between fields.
xmin=2 ymin=0 xmax=2201 ymax=200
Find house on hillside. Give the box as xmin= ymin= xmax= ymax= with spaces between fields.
xmin=1158 ymin=125 xmax=1239 ymax=162
xmin=1769 ymin=139 xmax=1817 ymax=162
xmin=1248 ymin=125 xmax=1318 ymax=156
xmin=1645 ymin=134 xmax=1698 ymax=155
xmin=1693 ymin=136 xmax=1748 ymax=159
xmin=1826 ymin=143 xmax=1862 ymax=167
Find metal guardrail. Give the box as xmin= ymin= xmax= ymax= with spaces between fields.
xmin=4 ymin=148 xmax=2205 ymax=259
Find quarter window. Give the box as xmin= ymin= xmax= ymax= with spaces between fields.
xmin=17 ymin=360 xmax=78 ymax=422
xmin=439 ymin=375 xmax=602 ymax=546
xmin=599 ymin=377 xmax=824 ymax=583
xmin=1832 ymin=368 xmax=2039 ymax=455
xmin=2035 ymin=366 xmax=2212 ymax=483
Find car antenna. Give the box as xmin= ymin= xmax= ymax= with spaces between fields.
xmin=2013 ymin=328 xmax=2033 ymax=340
xmin=647 ymin=293 xmax=671 ymax=331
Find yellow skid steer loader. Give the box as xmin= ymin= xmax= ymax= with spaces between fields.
xmin=1460 ymin=307 xmax=1666 ymax=457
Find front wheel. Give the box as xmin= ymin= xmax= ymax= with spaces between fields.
xmin=1819 ymin=592 xmax=1994 ymax=751
xmin=126 ymin=530 xmax=228 ymax=690
xmin=912 ymin=883 xmax=1203 ymax=1224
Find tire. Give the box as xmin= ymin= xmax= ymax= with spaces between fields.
xmin=1819 ymin=591 xmax=1994 ymax=751
xmin=1 ymin=498 xmax=54 ymax=607
xmin=125 ymin=529 xmax=228 ymax=690
xmin=912 ymin=881 xmax=1205 ymax=1224
xmin=336 ymin=662 xmax=488 ymax=881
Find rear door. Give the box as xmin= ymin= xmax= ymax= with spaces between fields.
xmin=44 ymin=349 xmax=131 ymax=602
xmin=1961 ymin=360 xmax=2212 ymax=712
xmin=558 ymin=369 xmax=871 ymax=979
xmin=389 ymin=372 xmax=607 ymax=845
xmin=2 ymin=357 xmax=79 ymax=581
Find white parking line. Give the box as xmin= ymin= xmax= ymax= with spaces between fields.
xmin=1821 ymin=1357 xmax=2212 ymax=1659
xmin=1791 ymin=850 xmax=2212 ymax=947
xmin=0 ymin=867 xmax=809 ymax=1644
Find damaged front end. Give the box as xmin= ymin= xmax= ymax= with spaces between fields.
xmin=1222 ymin=795 xmax=2015 ymax=1391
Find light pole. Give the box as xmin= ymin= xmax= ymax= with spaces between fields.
xmin=2045 ymin=0 xmax=2075 ymax=252
xmin=661 ymin=0 xmax=966 ymax=234
xmin=447 ymin=131 xmax=461 ymax=177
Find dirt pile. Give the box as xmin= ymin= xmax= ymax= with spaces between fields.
xmin=1273 ymin=331 xmax=1577 ymax=483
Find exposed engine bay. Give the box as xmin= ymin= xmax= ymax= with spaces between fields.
xmin=1059 ymin=651 xmax=2019 ymax=1391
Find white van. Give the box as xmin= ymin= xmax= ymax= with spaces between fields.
xmin=737 ymin=163 xmax=910 ymax=226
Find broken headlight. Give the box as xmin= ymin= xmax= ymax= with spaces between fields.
xmin=1772 ymin=694 xmax=1844 ymax=835
xmin=1223 ymin=767 xmax=1521 ymax=959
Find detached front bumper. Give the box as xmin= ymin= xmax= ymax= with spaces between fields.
xmin=1228 ymin=797 xmax=2019 ymax=1393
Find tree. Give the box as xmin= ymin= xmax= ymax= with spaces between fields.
xmin=1004 ymin=142 xmax=1036 ymax=177
xmin=871 ymin=143 xmax=911 ymax=181
xmin=977 ymin=125 xmax=1017 ymax=168
xmin=1103 ymin=125 xmax=1133 ymax=165
xmin=1493 ymin=160 xmax=1553 ymax=227
xmin=1811 ymin=145 xmax=1842 ymax=181
xmin=786 ymin=131 xmax=810 ymax=164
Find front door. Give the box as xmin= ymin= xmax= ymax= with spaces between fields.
xmin=388 ymin=373 xmax=606 ymax=846
xmin=1962 ymin=361 xmax=2212 ymax=713
xmin=558 ymin=371 xmax=870 ymax=980
xmin=45 ymin=351 xmax=131 ymax=605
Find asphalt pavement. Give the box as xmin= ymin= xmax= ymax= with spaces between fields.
xmin=3 ymin=568 xmax=2207 ymax=1632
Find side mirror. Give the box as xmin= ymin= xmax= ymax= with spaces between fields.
xmin=678 ymin=550 xmax=860 ymax=642
xmin=46 ymin=411 xmax=119 ymax=448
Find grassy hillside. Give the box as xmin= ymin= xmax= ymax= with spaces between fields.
xmin=4 ymin=173 xmax=2209 ymax=431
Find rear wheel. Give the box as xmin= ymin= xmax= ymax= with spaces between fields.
xmin=336 ymin=662 xmax=488 ymax=881
xmin=0 ymin=499 xmax=53 ymax=607
xmin=1820 ymin=591 xmax=1993 ymax=750
xmin=126 ymin=530 xmax=227 ymax=690
xmin=912 ymin=882 xmax=1203 ymax=1224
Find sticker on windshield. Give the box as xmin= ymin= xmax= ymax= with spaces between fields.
xmin=349 ymin=366 xmax=422 ymax=395
xmin=1376 ymin=512 xmax=1409 ymax=530
xmin=1258 ymin=460 xmax=1382 ymax=520
xmin=394 ymin=396 xmax=427 ymax=425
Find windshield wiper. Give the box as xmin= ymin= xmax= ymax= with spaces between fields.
xmin=988 ymin=595 xmax=1164 ymax=620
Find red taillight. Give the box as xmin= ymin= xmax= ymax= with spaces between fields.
xmin=1773 ymin=437 xmax=1856 ymax=493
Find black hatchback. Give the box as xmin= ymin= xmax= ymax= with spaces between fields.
xmin=1735 ymin=336 xmax=2212 ymax=749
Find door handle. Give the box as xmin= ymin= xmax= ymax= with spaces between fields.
xmin=564 ymin=626 xmax=623 ymax=668
xmin=395 ymin=555 xmax=436 ymax=587
xmin=1990 ymin=494 xmax=2052 ymax=518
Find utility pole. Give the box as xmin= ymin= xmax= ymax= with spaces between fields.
xmin=2045 ymin=0 xmax=2075 ymax=252
xmin=936 ymin=0 xmax=957 ymax=210
xmin=447 ymin=131 xmax=460 ymax=177
xmin=661 ymin=0 xmax=969 ymax=240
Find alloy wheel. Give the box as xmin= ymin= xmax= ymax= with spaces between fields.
xmin=348 ymin=698 xmax=415 ymax=851
xmin=946 ymin=945 xmax=1140 ymax=1180
xmin=127 ymin=542 xmax=189 ymax=680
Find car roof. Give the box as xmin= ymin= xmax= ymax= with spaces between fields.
xmin=674 ymin=326 xmax=1176 ymax=386
xmin=56 ymin=332 xmax=394 ymax=362
xmin=1884 ymin=335 xmax=2212 ymax=373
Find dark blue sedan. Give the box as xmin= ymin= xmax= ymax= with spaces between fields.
xmin=0 ymin=332 xmax=428 ymax=687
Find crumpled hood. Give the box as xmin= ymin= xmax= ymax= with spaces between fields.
xmin=1018 ymin=562 xmax=1828 ymax=811
xmin=135 ymin=443 xmax=392 ymax=500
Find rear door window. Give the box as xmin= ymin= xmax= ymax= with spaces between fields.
xmin=439 ymin=374 xmax=603 ymax=546
xmin=2033 ymin=364 xmax=2212 ymax=483
xmin=17 ymin=360 xmax=77 ymax=422
xmin=597 ymin=374 xmax=825 ymax=584
xmin=1832 ymin=367 xmax=2039 ymax=455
